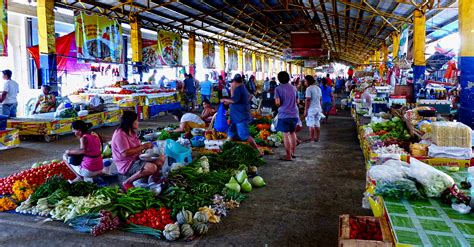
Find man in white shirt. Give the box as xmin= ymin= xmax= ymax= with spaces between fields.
xmin=0 ymin=70 xmax=19 ymax=117
xmin=303 ymin=75 xmax=323 ymax=143
xmin=171 ymin=110 xmax=206 ymax=133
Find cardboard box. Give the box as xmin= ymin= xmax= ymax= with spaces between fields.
xmin=339 ymin=214 xmax=393 ymax=247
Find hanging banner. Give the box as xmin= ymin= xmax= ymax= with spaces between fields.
xmin=142 ymin=38 xmax=159 ymax=68
xmin=202 ymin=42 xmax=215 ymax=69
xmin=0 ymin=0 xmax=7 ymax=56
xmin=399 ymin=25 xmax=409 ymax=60
xmin=256 ymin=55 xmax=262 ymax=72
xmin=75 ymin=12 xmax=122 ymax=63
xmin=157 ymin=30 xmax=182 ymax=66
xmin=245 ymin=53 xmax=252 ymax=71
xmin=264 ymin=57 xmax=269 ymax=72
xmin=228 ymin=48 xmax=238 ymax=70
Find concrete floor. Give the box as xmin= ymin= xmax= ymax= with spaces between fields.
xmin=0 ymin=111 xmax=370 ymax=247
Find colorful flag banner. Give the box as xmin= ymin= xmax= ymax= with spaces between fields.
xmin=75 ymin=12 xmax=122 ymax=63
xmin=0 ymin=0 xmax=7 ymax=56
xmin=142 ymin=38 xmax=159 ymax=68
xmin=245 ymin=53 xmax=252 ymax=71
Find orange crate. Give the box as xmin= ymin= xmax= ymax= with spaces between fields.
xmin=338 ymin=214 xmax=393 ymax=247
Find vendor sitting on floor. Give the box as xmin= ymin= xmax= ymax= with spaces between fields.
xmin=33 ymin=85 xmax=56 ymax=114
xmin=111 ymin=111 xmax=164 ymax=191
xmin=63 ymin=120 xmax=103 ymax=182
xmin=201 ymin=99 xmax=216 ymax=123
xmin=172 ymin=111 xmax=207 ymax=133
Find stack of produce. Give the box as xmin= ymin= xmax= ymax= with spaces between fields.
xmin=0 ymin=161 xmax=76 ymax=195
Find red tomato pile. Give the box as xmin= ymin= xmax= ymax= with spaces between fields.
xmin=0 ymin=161 xmax=76 ymax=195
xmin=349 ymin=216 xmax=383 ymax=241
xmin=127 ymin=208 xmax=173 ymax=230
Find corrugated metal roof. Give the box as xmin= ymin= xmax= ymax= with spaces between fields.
xmin=56 ymin=0 xmax=460 ymax=64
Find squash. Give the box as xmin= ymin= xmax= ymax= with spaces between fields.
xmin=176 ymin=208 xmax=193 ymax=224
xmin=163 ymin=223 xmax=180 ymax=241
xmin=193 ymin=211 xmax=209 ymax=223
xmin=192 ymin=221 xmax=209 ymax=235
xmin=180 ymin=223 xmax=194 ymax=239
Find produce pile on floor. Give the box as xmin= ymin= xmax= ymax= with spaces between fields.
xmin=0 ymin=142 xmax=267 ymax=241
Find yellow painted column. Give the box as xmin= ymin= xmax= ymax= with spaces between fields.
xmin=413 ymin=9 xmax=426 ymax=66
xmin=458 ymin=0 xmax=474 ymax=125
xmin=37 ymin=0 xmax=57 ymax=88
xmin=238 ymin=48 xmax=243 ymax=74
xmin=382 ymin=44 xmax=388 ymax=63
xmin=391 ymin=31 xmax=401 ymax=59
xmin=260 ymin=54 xmax=265 ymax=78
xmin=375 ymin=50 xmax=380 ymax=65
xmin=130 ymin=15 xmax=142 ymax=63
xmin=219 ymin=41 xmax=225 ymax=78
xmin=283 ymin=61 xmax=287 ymax=71
xmin=251 ymin=52 xmax=256 ymax=76
xmin=288 ymin=63 xmax=292 ymax=76
xmin=188 ymin=33 xmax=196 ymax=76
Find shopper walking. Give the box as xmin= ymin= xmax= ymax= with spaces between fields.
xmin=304 ymin=75 xmax=322 ymax=143
xmin=263 ymin=77 xmax=270 ymax=92
xmin=320 ymin=77 xmax=335 ymax=123
xmin=274 ymin=71 xmax=298 ymax=161
xmin=111 ymin=111 xmax=164 ymax=191
xmin=246 ymin=75 xmax=257 ymax=95
xmin=200 ymin=74 xmax=213 ymax=103
xmin=217 ymin=75 xmax=226 ymax=100
xmin=63 ymin=120 xmax=103 ymax=182
xmin=183 ymin=73 xmax=196 ymax=111
xmin=0 ymin=70 xmax=19 ymax=118
xmin=221 ymin=74 xmax=262 ymax=155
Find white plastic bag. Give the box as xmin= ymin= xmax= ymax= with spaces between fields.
xmin=406 ymin=158 xmax=455 ymax=197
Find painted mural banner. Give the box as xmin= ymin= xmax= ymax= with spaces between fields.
xmin=157 ymin=30 xmax=182 ymax=66
xmin=256 ymin=54 xmax=262 ymax=72
xmin=228 ymin=48 xmax=238 ymax=70
xmin=202 ymin=42 xmax=215 ymax=68
xmin=245 ymin=53 xmax=252 ymax=71
xmin=75 ymin=12 xmax=122 ymax=63
xmin=0 ymin=0 xmax=7 ymax=56
xmin=142 ymin=38 xmax=159 ymax=68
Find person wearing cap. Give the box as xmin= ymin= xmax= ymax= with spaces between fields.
xmin=221 ymin=74 xmax=262 ymax=155
xmin=0 ymin=69 xmax=19 ymax=118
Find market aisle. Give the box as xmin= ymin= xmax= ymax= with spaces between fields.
xmin=0 ymin=111 xmax=369 ymax=246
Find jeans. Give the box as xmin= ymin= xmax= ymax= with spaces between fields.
xmin=1 ymin=103 xmax=17 ymax=117
xmin=201 ymin=94 xmax=210 ymax=103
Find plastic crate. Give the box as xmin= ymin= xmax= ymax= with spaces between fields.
xmin=372 ymin=103 xmax=388 ymax=113
xmin=0 ymin=115 xmax=7 ymax=131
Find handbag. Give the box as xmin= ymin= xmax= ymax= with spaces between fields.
xmin=329 ymin=106 xmax=337 ymax=116
xmin=68 ymin=154 xmax=84 ymax=166
xmin=213 ymin=103 xmax=229 ymax=132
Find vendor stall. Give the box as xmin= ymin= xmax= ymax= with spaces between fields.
xmin=7 ymin=110 xmax=121 ymax=142
xmin=0 ymin=128 xmax=20 ymax=151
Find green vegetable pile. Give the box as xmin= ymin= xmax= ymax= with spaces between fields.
xmin=159 ymin=130 xmax=181 ymax=140
xmin=369 ymin=117 xmax=411 ymax=141
xmin=208 ymin=142 xmax=265 ymax=170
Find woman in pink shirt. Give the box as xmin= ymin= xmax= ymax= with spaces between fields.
xmin=111 ymin=111 xmax=163 ymax=191
xmin=64 ymin=120 xmax=103 ymax=182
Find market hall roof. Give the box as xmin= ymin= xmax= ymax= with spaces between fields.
xmin=56 ymin=0 xmax=458 ymax=64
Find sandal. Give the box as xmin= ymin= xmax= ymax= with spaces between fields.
xmin=279 ymin=157 xmax=292 ymax=162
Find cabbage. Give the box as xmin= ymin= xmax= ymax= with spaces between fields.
xmin=235 ymin=170 xmax=247 ymax=184
xmin=225 ymin=182 xmax=241 ymax=193
xmin=241 ymin=178 xmax=252 ymax=193
xmin=251 ymin=176 xmax=266 ymax=187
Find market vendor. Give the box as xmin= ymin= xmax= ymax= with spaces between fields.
xmin=33 ymin=85 xmax=56 ymax=114
xmin=63 ymin=120 xmax=103 ymax=182
xmin=111 ymin=111 xmax=164 ymax=191
xmin=171 ymin=111 xmax=207 ymax=133
xmin=221 ymin=74 xmax=262 ymax=156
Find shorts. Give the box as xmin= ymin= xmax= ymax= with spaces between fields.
xmin=322 ymin=102 xmax=332 ymax=113
xmin=185 ymin=92 xmax=196 ymax=103
xmin=228 ymin=122 xmax=250 ymax=141
xmin=182 ymin=121 xmax=206 ymax=133
xmin=71 ymin=166 xmax=102 ymax=178
xmin=125 ymin=159 xmax=147 ymax=177
xmin=1 ymin=103 xmax=17 ymax=118
xmin=306 ymin=111 xmax=322 ymax=128
xmin=276 ymin=118 xmax=298 ymax=133
xmin=201 ymin=94 xmax=211 ymax=103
